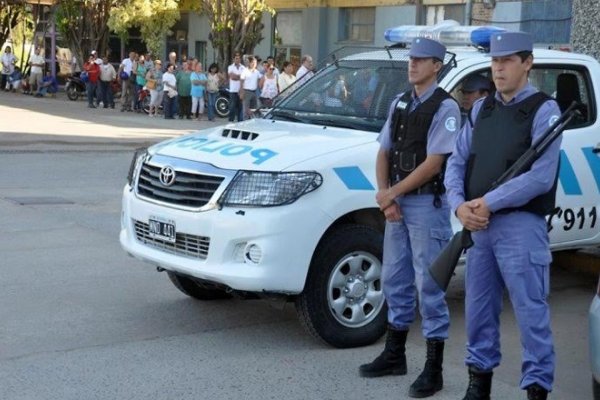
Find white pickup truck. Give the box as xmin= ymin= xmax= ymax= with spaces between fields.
xmin=120 ymin=23 xmax=600 ymax=348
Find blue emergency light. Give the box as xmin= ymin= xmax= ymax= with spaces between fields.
xmin=384 ymin=20 xmax=506 ymax=48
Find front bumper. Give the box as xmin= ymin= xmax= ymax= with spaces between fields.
xmin=120 ymin=185 xmax=331 ymax=293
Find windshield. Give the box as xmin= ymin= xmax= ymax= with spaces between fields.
xmin=270 ymin=59 xmax=409 ymax=132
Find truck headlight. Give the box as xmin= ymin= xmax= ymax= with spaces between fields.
xmin=219 ymin=171 xmax=323 ymax=207
xmin=127 ymin=147 xmax=148 ymax=187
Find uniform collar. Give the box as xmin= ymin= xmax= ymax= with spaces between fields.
xmin=412 ymin=82 xmax=438 ymax=104
xmin=494 ymin=83 xmax=537 ymax=105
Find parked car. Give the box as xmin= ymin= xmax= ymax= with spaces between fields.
xmin=590 ymin=274 xmax=600 ymax=399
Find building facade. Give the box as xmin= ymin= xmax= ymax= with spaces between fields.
xmin=153 ymin=0 xmax=574 ymax=70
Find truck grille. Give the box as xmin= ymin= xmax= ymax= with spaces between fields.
xmin=136 ymin=163 xmax=224 ymax=208
xmin=133 ymin=219 xmax=210 ymax=259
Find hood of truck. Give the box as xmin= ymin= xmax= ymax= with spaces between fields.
xmin=150 ymin=118 xmax=378 ymax=171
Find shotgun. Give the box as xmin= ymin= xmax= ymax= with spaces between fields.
xmin=429 ymin=101 xmax=580 ymax=291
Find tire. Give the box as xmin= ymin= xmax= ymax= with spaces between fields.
xmin=66 ymin=83 xmax=79 ymax=101
xmin=141 ymin=95 xmax=151 ymax=114
xmin=296 ymin=224 xmax=387 ymax=348
xmin=167 ymin=271 xmax=232 ymax=300
xmin=215 ymin=95 xmax=230 ymax=118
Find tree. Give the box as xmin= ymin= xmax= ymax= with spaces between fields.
xmin=200 ymin=0 xmax=275 ymax=71
xmin=0 ymin=0 xmax=42 ymax=74
xmin=55 ymin=0 xmax=114 ymax=69
xmin=108 ymin=0 xmax=180 ymax=58
xmin=0 ymin=1 xmax=25 ymax=50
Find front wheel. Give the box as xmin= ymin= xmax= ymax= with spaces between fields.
xmin=215 ymin=95 xmax=230 ymax=118
xmin=296 ymin=224 xmax=386 ymax=348
xmin=66 ymin=83 xmax=79 ymax=101
xmin=167 ymin=271 xmax=232 ymax=300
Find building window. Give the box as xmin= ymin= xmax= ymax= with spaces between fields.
xmin=426 ymin=5 xmax=465 ymax=25
xmin=339 ymin=7 xmax=375 ymax=43
xmin=275 ymin=11 xmax=303 ymax=71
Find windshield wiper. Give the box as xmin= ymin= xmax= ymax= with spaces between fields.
xmin=270 ymin=110 xmax=309 ymax=123
xmin=309 ymin=117 xmax=379 ymax=131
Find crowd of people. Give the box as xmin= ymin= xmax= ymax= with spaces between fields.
xmin=2 ymin=44 xmax=315 ymax=123
xmin=2 ymin=46 xmax=58 ymax=97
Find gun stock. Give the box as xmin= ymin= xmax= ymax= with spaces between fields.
xmin=429 ymin=229 xmax=473 ymax=291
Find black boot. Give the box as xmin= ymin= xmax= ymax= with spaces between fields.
xmin=408 ymin=339 xmax=444 ymax=398
xmin=526 ymin=384 xmax=548 ymax=400
xmin=462 ymin=366 xmax=493 ymax=400
xmin=359 ymin=326 xmax=407 ymax=377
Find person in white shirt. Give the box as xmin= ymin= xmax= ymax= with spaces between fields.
xmin=1 ymin=46 xmax=18 ymax=92
xmin=118 ymin=51 xmax=136 ymax=111
xmin=239 ymin=56 xmax=261 ymax=119
xmin=99 ymin=56 xmax=116 ymax=108
xmin=266 ymin=56 xmax=280 ymax=76
xmin=278 ymin=61 xmax=297 ymax=93
xmin=162 ymin=63 xmax=178 ymax=119
xmin=28 ymin=47 xmax=45 ymax=93
xmin=296 ymin=54 xmax=314 ymax=86
xmin=259 ymin=65 xmax=278 ymax=107
xmin=227 ymin=52 xmax=245 ymax=122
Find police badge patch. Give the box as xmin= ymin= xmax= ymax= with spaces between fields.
xmin=445 ymin=116 xmax=457 ymax=132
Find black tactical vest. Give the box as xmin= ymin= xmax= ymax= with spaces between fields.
xmin=465 ymin=92 xmax=558 ymax=216
xmin=388 ymin=88 xmax=453 ymax=193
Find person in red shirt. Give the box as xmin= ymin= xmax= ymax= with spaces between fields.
xmin=83 ymin=54 xmax=100 ymax=108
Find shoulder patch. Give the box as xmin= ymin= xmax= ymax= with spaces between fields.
xmin=445 ymin=116 xmax=457 ymax=132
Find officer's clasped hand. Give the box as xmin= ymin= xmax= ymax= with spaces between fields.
xmin=456 ymin=199 xmax=489 ymax=231
xmin=376 ymin=188 xmax=396 ymax=211
xmin=383 ymin=203 xmax=403 ymax=222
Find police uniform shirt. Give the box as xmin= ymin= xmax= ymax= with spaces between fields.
xmin=444 ymin=83 xmax=561 ymax=215
xmin=378 ymin=82 xmax=461 ymax=155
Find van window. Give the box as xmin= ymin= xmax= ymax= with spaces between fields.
xmin=453 ymin=65 xmax=595 ymax=129
xmin=529 ymin=66 xmax=594 ymax=128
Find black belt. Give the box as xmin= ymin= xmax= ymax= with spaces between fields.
xmin=405 ymin=182 xmax=438 ymax=196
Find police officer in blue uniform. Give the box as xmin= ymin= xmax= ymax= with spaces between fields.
xmin=444 ymin=31 xmax=560 ymax=400
xmin=359 ymin=37 xmax=460 ymax=399
xmin=459 ymin=74 xmax=493 ymax=128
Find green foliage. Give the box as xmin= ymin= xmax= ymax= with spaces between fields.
xmin=0 ymin=1 xmax=27 ymax=52
xmin=108 ymin=0 xmax=181 ymax=57
xmin=55 ymin=0 xmax=113 ymax=69
xmin=200 ymin=0 xmax=275 ymax=71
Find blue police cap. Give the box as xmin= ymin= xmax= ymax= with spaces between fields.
xmin=461 ymin=74 xmax=492 ymax=92
xmin=487 ymin=31 xmax=533 ymax=57
xmin=409 ymin=37 xmax=446 ymax=61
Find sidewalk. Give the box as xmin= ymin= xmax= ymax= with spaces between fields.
xmin=0 ymin=89 xmax=227 ymax=151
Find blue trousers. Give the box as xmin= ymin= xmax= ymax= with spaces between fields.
xmin=207 ymin=91 xmax=217 ymax=121
xmin=465 ymin=211 xmax=554 ymax=391
xmin=229 ymin=92 xmax=244 ymax=122
xmin=163 ymin=94 xmax=177 ymax=118
xmin=86 ymin=82 xmax=97 ymax=106
xmin=382 ymin=194 xmax=451 ymax=339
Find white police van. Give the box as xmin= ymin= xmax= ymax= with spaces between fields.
xmin=120 ymin=21 xmax=600 ymax=348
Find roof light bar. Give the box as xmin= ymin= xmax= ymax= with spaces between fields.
xmin=384 ymin=20 xmax=506 ymax=48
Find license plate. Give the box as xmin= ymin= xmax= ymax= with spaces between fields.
xmin=148 ymin=217 xmax=176 ymax=243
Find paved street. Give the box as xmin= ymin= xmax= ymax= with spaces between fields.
xmin=0 ymin=92 xmax=595 ymax=399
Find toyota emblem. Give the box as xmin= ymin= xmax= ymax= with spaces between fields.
xmin=159 ymin=166 xmax=176 ymax=186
